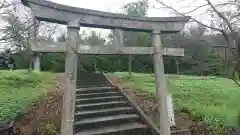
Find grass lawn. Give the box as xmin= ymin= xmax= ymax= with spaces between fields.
xmin=0 ymin=70 xmax=55 ymax=122
xmin=114 ymin=72 xmax=240 ymax=127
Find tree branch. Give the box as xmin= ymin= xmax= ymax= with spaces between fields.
xmin=155 ymin=0 xmax=223 ymax=32
xmin=155 ymin=0 xmax=238 ymax=56
xmin=205 ymin=0 xmax=235 ymax=33
xmin=183 ymin=4 xmax=209 ymax=14
xmin=0 ymin=23 xmax=33 ymax=42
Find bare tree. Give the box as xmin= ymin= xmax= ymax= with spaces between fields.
xmin=0 ymin=0 xmax=23 ymax=42
xmin=155 ymin=0 xmax=240 ymax=85
xmin=0 ymin=1 xmax=60 ymax=71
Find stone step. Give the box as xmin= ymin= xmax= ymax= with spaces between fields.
xmin=76 ymin=87 xmax=115 ymax=94
xmin=77 ymin=79 xmax=107 ymax=82
xmin=75 ymin=122 xmax=147 ymax=135
xmin=77 ymin=77 xmax=106 ymax=81
xmin=77 ymin=83 xmax=109 ymax=88
xmin=77 ymin=83 xmax=108 ymax=86
xmin=76 ymin=96 xmax=125 ymax=104
xmin=78 ymin=73 xmax=104 ymax=75
xmin=75 ymin=101 xmax=129 ymax=111
xmin=78 ymin=75 xmax=105 ymax=78
xmin=77 ymin=80 xmax=108 ymax=83
xmin=77 ymin=72 xmax=103 ymax=76
xmin=74 ymin=114 xmax=140 ymax=130
xmin=76 ymin=92 xmax=119 ymax=98
xmin=77 ymin=82 xmax=109 ymax=86
xmin=74 ymin=73 xmax=155 ymax=135
xmin=75 ymin=107 xmax=135 ymax=120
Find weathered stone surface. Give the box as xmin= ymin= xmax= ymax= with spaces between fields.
xmin=30 ymin=40 xmax=66 ymax=52
xmin=21 ymin=0 xmax=190 ymax=32
xmin=21 ymin=1 xmax=190 ymax=135
xmin=112 ymin=28 xmax=124 ymax=53
xmin=31 ymin=41 xmax=184 ymax=56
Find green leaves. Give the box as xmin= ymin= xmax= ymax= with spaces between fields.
xmin=115 ymin=72 xmax=240 ymax=127
xmin=123 ymin=0 xmax=149 ymax=17
xmin=0 ymin=70 xmax=54 ymax=122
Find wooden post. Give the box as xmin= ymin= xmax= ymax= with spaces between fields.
xmin=152 ymin=29 xmax=170 ymax=135
xmin=61 ymin=20 xmax=80 ymax=135
xmin=33 ymin=17 xmax=40 ymax=71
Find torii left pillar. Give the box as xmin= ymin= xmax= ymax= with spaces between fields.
xmin=61 ymin=20 xmax=80 ymax=135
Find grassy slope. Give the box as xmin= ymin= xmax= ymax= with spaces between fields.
xmin=114 ymin=72 xmax=240 ymax=127
xmin=0 ymin=70 xmax=55 ymax=122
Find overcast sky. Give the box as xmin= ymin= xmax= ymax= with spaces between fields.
xmin=46 ymin=0 xmax=214 ymax=17
xmin=0 ymin=0 xmax=231 ymax=51
xmin=48 ymin=0 xmax=168 ymax=16
xmin=46 ymin=0 xmax=176 ymax=38
xmin=44 ymin=0 xmax=210 ymax=39
xmin=46 ymin=0 xmax=218 ymax=34
xmin=9 ymin=0 xmax=233 ymax=37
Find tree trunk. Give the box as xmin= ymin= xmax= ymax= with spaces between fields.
xmin=94 ymin=56 xmax=97 ymax=72
xmin=235 ymin=42 xmax=240 ymax=85
xmin=28 ymin=51 xmax=32 ymax=72
xmin=224 ymin=48 xmax=228 ymax=74
xmin=237 ymin=42 xmax=240 ymax=64
xmin=175 ymin=59 xmax=180 ymax=75
xmin=128 ymin=55 xmax=133 ymax=78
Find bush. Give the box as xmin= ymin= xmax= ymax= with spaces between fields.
xmin=0 ymin=70 xmax=55 ymax=122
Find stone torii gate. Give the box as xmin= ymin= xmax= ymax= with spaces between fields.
xmin=21 ymin=0 xmax=190 ymax=135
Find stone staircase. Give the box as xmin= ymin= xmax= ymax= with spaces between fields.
xmin=74 ymin=72 xmax=159 ymax=135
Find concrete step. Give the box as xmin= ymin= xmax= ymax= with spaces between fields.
xmin=76 ymin=92 xmax=119 ymax=98
xmin=75 ymin=107 xmax=135 ymax=120
xmin=75 ymin=122 xmax=147 ymax=135
xmin=76 ymin=96 xmax=125 ymax=104
xmin=77 ymin=84 xmax=109 ymax=88
xmin=77 ymin=80 xmax=109 ymax=84
xmin=77 ymin=72 xmax=103 ymax=76
xmin=76 ymin=87 xmax=115 ymax=94
xmin=78 ymin=73 xmax=104 ymax=76
xmin=77 ymin=80 xmax=108 ymax=83
xmin=78 ymin=75 xmax=105 ymax=78
xmin=74 ymin=72 xmax=156 ymax=135
xmin=74 ymin=114 xmax=140 ymax=130
xmin=77 ymin=77 xmax=106 ymax=81
xmin=77 ymin=79 xmax=106 ymax=81
xmin=75 ymin=101 xmax=129 ymax=111
xmin=77 ymin=83 xmax=109 ymax=87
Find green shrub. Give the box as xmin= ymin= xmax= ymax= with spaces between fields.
xmin=0 ymin=70 xmax=55 ymax=122
xmin=115 ymin=72 xmax=240 ymax=128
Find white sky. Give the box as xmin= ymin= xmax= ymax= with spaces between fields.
xmin=47 ymin=0 xmax=175 ymax=39
xmin=46 ymin=0 xmax=219 ymax=38
xmin=0 ymin=0 xmax=234 ymax=51
xmin=46 ymin=0 xmax=215 ymax=18
xmin=44 ymin=0 xmax=198 ymax=39
xmin=48 ymin=0 xmax=168 ymax=16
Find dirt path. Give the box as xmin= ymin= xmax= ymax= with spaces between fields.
xmin=16 ymin=73 xmax=65 ymax=135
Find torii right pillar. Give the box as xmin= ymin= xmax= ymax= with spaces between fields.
xmin=152 ymin=29 xmax=171 ymax=135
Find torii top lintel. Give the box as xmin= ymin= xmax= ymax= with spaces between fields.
xmin=21 ymin=0 xmax=190 ymax=32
